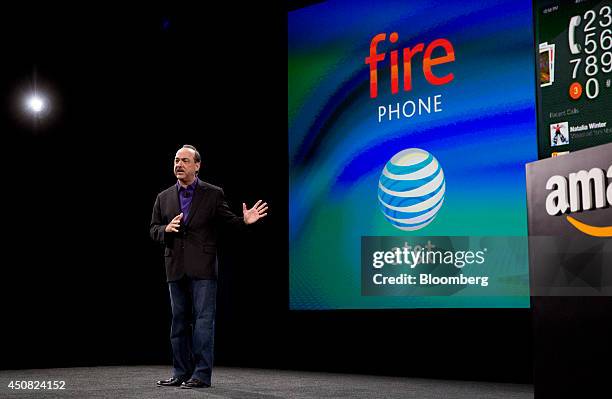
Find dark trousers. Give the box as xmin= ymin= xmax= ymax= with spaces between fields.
xmin=168 ymin=276 xmax=217 ymax=385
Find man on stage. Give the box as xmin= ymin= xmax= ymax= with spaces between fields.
xmin=150 ymin=144 xmax=268 ymax=389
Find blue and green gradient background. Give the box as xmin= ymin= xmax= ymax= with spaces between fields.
xmin=289 ymin=0 xmax=538 ymax=309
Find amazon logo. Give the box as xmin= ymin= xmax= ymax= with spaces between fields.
xmin=545 ymin=165 xmax=612 ymax=237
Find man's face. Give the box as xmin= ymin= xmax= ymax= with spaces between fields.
xmin=174 ymin=148 xmax=200 ymax=183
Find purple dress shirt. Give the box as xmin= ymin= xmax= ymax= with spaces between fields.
xmin=177 ymin=177 xmax=198 ymax=222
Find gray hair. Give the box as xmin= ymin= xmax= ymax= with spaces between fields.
xmin=181 ymin=144 xmax=201 ymax=163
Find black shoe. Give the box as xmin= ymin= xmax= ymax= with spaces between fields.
xmin=156 ymin=376 xmax=187 ymax=387
xmin=180 ymin=378 xmax=210 ymax=389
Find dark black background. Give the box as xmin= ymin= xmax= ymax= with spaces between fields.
xmin=0 ymin=2 xmax=532 ymax=383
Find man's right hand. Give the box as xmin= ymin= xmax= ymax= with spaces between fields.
xmin=165 ymin=213 xmax=183 ymax=233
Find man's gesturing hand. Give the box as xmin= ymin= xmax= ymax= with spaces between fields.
xmin=165 ymin=213 xmax=183 ymax=233
xmin=243 ymin=200 xmax=268 ymax=225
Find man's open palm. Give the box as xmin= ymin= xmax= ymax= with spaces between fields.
xmin=243 ymin=200 xmax=268 ymax=224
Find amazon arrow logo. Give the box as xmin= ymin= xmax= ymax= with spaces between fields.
xmin=545 ymin=165 xmax=612 ymax=237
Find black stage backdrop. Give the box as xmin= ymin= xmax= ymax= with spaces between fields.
xmin=0 ymin=2 xmax=532 ymax=383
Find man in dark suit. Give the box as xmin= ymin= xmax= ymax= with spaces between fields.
xmin=150 ymin=144 xmax=267 ymax=389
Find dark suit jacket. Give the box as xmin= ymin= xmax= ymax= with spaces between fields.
xmin=150 ymin=179 xmax=244 ymax=281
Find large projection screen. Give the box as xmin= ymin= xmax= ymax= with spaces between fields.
xmin=289 ymin=0 xmax=537 ymax=309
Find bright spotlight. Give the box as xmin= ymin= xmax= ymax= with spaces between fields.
xmin=26 ymin=95 xmax=45 ymax=114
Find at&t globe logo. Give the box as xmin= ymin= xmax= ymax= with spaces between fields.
xmin=378 ymin=148 xmax=445 ymax=231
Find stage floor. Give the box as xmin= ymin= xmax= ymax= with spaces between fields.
xmin=0 ymin=365 xmax=533 ymax=398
